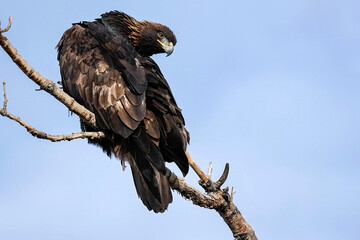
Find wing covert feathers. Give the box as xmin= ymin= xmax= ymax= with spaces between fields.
xmin=57 ymin=24 xmax=146 ymax=138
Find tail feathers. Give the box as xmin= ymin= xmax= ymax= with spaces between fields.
xmin=127 ymin=126 xmax=172 ymax=213
xmin=129 ymin=158 xmax=172 ymax=213
xmin=132 ymin=127 xmax=166 ymax=173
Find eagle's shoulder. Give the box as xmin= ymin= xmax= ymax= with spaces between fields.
xmin=57 ymin=22 xmax=146 ymax=138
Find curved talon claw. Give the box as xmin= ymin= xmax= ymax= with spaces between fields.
xmin=0 ymin=15 xmax=12 ymax=33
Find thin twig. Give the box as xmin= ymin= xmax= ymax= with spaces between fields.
xmin=231 ymin=186 xmax=234 ymax=203
xmin=214 ymin=163 xmax=230 ymax=189
xmin=1 ymin=107 xmax=105 ymax=141
xmin=186 ymin=151 xmax=209 ymax=183
xmin=0 ymin=15 xmax=12 ymax=33
xmin=2 ymin=82 xmax=8 ymax=109
xmin=0 ymin=84 xmax=105 ymax=142
xmin=207 ymin=161 xmax=213 ymax=179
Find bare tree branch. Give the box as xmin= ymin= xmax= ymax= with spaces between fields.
xmin=0 ymin=15 xmax=12 ymax=33
xmin=207 ymin=161 xmax=213 ymax=179
xmin=0 ymin=17 xmax=97 ymax=127
xmin=0 ymin=82 xmax=105 ymax=142
xmin=2 ymin=81 xmax=8 ymax=109
xmin=186 ymin=151 xmax=210 ymax=183
xmin=214 ymin=163 xmax=230 ymax=189
xmin=0 ymin=18 xmax=257 ymax=240
xmin=231 ymin=186 xmax=235 ymax=203
xmin=167 ymin=170 xmax=257 ymax=240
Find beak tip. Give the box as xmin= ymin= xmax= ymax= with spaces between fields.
xmin=165 ymin=46 xmax=174 ymax=57
xmin=158 ymin=39 xmax=174 ymax=57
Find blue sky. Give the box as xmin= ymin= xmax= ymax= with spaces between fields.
xmin=1 ymin=1 xmax=359 ymax=239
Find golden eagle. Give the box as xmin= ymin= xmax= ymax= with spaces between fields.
xmin=57 ymin=11 xmax=189 ymax=213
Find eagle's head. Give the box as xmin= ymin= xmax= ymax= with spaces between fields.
xmin=101 ymin=11 xmax=177 ymax=57
xmin=134 ymin=21 xmax=177 ymax=57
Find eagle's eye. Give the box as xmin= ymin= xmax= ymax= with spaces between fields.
xmin=157 ymin=32 xmax=165 ymax=39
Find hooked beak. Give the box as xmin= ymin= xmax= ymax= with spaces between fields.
xmin=157 ymin=37 xmax=174 ymax=57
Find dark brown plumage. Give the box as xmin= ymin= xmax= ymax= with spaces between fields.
xmin=57 ymin=11 xmax=189 ymax=213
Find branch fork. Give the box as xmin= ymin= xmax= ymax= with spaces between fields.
xmin=0 ymin=15 xmax=12 ymax=33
